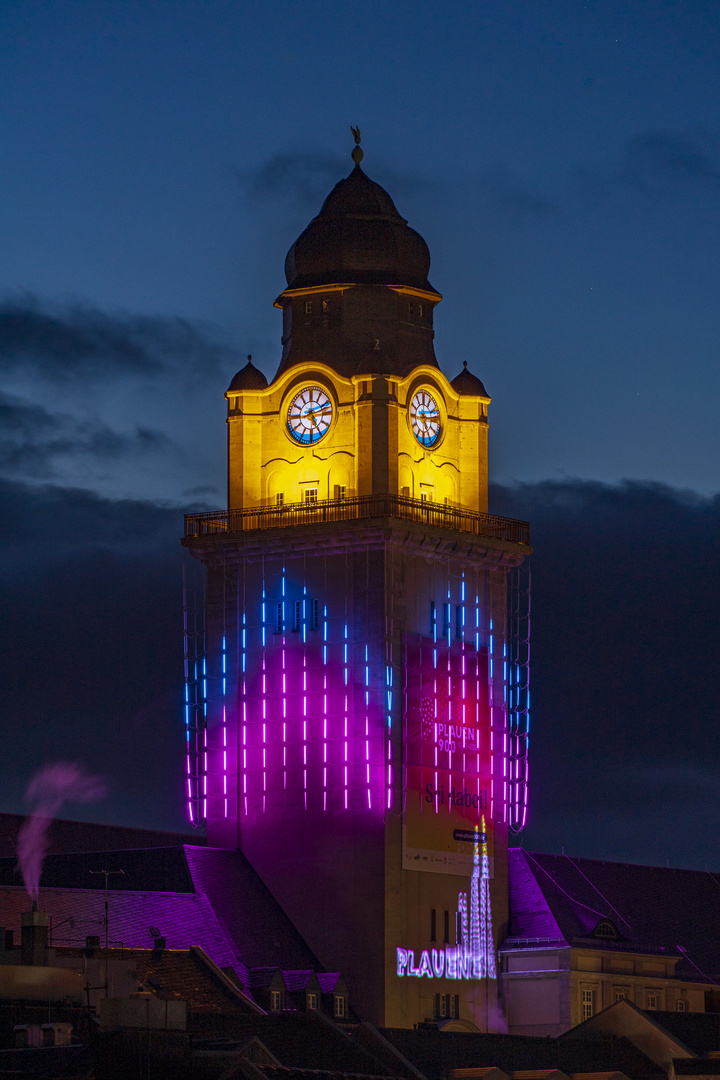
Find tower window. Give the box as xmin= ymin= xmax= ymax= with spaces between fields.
xmin=430 ymin=908 xmax=436 ymax=942
xmin=305 ymin=301 xmax=312 ymax=315
xmin=429 ymin=601 xmax=436 ymax=635
xmin=443 ymin=603 xmax=451 ymax=636
xmin=304 ymin=488 xmax=318 ymax=505
xmin=582 ymin=989 xmax=594 ymax=1020
xmin=418 ymin=303 xmax=423 ymax=317
xmin=275 ymin=602 xmax=284 ymax=634
xmin=310 ymin=598 xmax=319 ymax=631
xmin=443 ymin=910 xmax=450 ymax=944
xmin=293 ymin=600 xmax=302 ymax=632
xmin=322 ymin=299 xmax=329 ymax=312
xmin=408 ymin=302 xmax=415 ymax=316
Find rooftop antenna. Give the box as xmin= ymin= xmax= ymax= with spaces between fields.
xmin=351 ymin=126 xmax=363 ymax=166
xmin=90 ymin=869 xmax=125 ymax=997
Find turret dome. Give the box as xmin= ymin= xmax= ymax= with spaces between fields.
xmin=451 ymin=362 xmax=488 ymax=398
xmin=284 ymin=165 xmax=438 ymax=295
xmin=227 ymin=355 xmax=268 ymax=392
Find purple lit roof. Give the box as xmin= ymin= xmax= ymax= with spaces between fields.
xmin=507 ymin=849 xmax=720 ymax=981
xmin=0 ymin=885 xmax=246 ymax=979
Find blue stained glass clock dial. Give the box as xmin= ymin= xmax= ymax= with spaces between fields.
xmin=410 ymin=390 xmax=441 ymax=447
xmin=287 ymin=386 xmax=333 ymax=444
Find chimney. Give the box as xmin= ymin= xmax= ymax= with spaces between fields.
xmin=21 ymin=909 xmax=49 ymax=966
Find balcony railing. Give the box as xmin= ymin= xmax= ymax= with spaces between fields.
xmin=184 ymin=494 xmax=529 ymax=545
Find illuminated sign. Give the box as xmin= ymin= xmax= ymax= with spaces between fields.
xmin=403 ymin=634 xmax=492 ymax=875
xmin=396 ymin=823 xmax=496 ymax=980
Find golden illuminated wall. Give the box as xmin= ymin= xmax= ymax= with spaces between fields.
xmin=226 ymin=363 xmax=490 ymax=513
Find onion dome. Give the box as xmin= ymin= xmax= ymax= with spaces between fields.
xmin=451 ymin=361 xmax=488 ymax=397
xmin=227 ymin=355 xmax=268 ymax=392
xmin=284 ymin=165 xmax=439 ymax=296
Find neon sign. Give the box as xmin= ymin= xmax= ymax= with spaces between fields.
xmin=396 ymin=822 xmax=496 ymax=981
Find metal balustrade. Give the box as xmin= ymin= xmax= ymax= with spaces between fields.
xmin=184 ymin=494 xmax=529 ymax=545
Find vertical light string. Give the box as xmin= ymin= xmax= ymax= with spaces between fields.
xmin=282 ymin=568 xmax=287 ymax=791
xmin=503 ymin=639 xmax=508 ymax=823
xmin=365 ymin=548 xmax=371 ymax=811
xmin=323 ymin=603 xmax=328 ymax=811
xmin=202 ymin=655 xmax=208 ymax=819
xmin=242 ymin=605 xmax=247 ymax=817
xmin=182 ymin=561 xmax=194 ymax=825
xmin=432 ymin=592 xmax=438 ymax=816
xmin=385 ymin=549 xmax=394 ymax=811
xmin=344 ymin=621 xmax=349 ymax=809
xmin=261 ymin=565 xmax=267 ymax=815
xmin=303 ymin=584 xmax=308 ymax=809
xmin=222 ymin=632 xmax=228 ymax=818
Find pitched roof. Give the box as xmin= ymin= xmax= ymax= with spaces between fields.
xmin=507 ymin=850 xmax=720 ymax=982
xmin=0 ymin=812 xmax=200 ymax=858
xmin=184 ymin=846 xmax=322 ymax=972
xmin=0 ymin=885 xmax=245 ymax=977
xmin=377 ymin=1029 xmax=664 ymax=1080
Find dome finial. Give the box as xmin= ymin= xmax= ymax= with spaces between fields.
xmin=350 ymin=125 xmax=363 ymax=166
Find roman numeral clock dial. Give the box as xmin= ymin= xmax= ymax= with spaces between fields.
xmin=287 ymin=386 xmax=333 ymax=444
xmin=410 ymin=390 xmax=441 ymax=447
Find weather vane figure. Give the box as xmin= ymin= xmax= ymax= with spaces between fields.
xmin=351 ymin=125 xmax=363 ymax=165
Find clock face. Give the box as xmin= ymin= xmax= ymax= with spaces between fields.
xmin=287 ymin=386 xmax=333 ymax=444
xmin=410 ymin=390 xmax=441 ymax=447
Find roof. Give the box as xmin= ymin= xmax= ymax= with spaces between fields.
xmin=283 ymin=165 xmax=438 ymax=295
xmin=451 ymin=363 xmax=489 ymax=398
xmin=228 ymin=356 xmax=269 ymax=392
xmin=0 ymin=885 xmax=246 ymax=976
xmin=507 ymin=850 xmax=720 ymax=981
xmin=184 ymin=846 xmax=322 ymax=972
xmin=377 ymin=1028 xmax=664 ymax=1080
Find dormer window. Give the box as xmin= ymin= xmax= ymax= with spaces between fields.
xmin=593 ymin=919 xmax=619 ymax=940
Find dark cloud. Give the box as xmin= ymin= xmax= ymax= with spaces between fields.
xmin=492 ymin=479 xmax=720 ymax=867
xmin=0 ymin=478 xmax=187 ymax=830
xmin=476 ymin=167 xmax=558 ymax=217
xmin=576 ymin=132 xmax=720 ymax=202
xmin=0 ymin=391 xmax=173 ymax=480
xmin=0 ymin=297 xmax=240 ymax=384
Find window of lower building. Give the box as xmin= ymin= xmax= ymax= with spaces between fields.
xmin=334 ymin=994 xmax=346 ymax=1019
xmin=333 ymin=484 xmax=346 ymax=500
xmin=581 ymin=989 xmax=594 ymax=1021
xmin=614 ymin=991 xmax=626 ymax=1002
xmin=307 ymin=993 xmax=317 ymax=1010
xmin=676 ymin=999 xmax=688 ymax=1011
xmin=276 ymin=492 xmax=284 ymax=507
xmin=271 ymin=990 xmax=283 ymax=1011
xmin=433 ymin=993 xmax=459 ymax=1020
xmin=647 ymin=993 xmax=657 ymax=1010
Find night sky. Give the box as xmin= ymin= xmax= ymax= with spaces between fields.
xmin=1 ymin=2 xmax=719 ymax=868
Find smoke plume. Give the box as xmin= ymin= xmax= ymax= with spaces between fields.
xmin=18 ymin=762 xmax=106 ymax=901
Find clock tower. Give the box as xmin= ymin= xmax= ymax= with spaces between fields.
xmin=183 ymin=140 xmax=530 ymax=1029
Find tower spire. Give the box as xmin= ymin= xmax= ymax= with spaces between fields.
xmin=350 ymin=125 xmax=363 ymax=166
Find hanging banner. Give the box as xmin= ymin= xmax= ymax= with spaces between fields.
xmin=403 ymin=634 xmax=493 ymax=876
